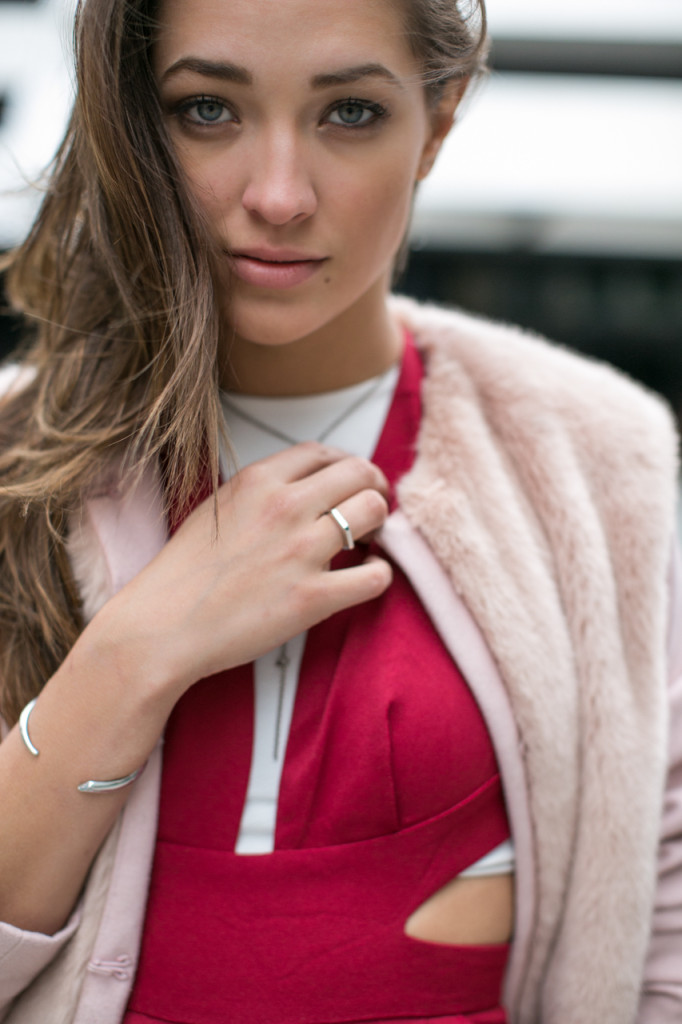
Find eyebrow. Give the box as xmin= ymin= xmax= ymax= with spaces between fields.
xmin=161 ymin=58 xmax=402 ymax=90
xmin=310 ymin=63 xmax=403 ymax=90
xmin=162 ymin=58 xmax=253 ymax=84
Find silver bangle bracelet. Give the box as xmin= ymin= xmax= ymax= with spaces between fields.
xmin=18 ymin=697 xmax=145 ymax=794
xmin=76 ymin=767 xmax=145 ymax=793
xmin=19 ymin=698 xmax=40 ymax=756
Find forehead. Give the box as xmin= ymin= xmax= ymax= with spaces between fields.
xmin=154 ymin=0 xmax=414 ymax=78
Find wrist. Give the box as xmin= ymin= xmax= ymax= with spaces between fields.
xmin=72 ymin=595 xmax=189 ymax=719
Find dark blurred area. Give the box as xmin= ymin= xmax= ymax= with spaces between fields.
xmin=399 ymin=249 xmax=682 ymax=424
xmin=0 ymin=274 xmax=24 ymax=358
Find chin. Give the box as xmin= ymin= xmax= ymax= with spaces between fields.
xmin=229 ymin=300 xmax=341 ymax=349
xmin=231 ymin=318 xmax=315 ymax=349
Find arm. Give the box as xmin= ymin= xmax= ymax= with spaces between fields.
xmin=639 ymin=542 xmax=682 ymax=1022
xmin=0 ymin=443 xmax=391 ymax=1010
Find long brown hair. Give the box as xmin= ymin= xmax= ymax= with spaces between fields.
xmin=0 ymin=0 xmax=487 ymax=727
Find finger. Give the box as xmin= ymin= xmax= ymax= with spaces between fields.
xmin=319 ymin=490 xmax=389 ymax=556
xmin=298 ymin=454 xmax=389 ymax=514
xmin=305 ymin=556 xmax=394 ymax=623
xmin=220 ymin=441 xmax=349 ymax=495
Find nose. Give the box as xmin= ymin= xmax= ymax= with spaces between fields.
xmin=241 ymin=129 xmax=317 ymax=226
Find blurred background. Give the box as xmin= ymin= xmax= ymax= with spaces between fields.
xmin=404 ymin=0 xmax=682 ymax=433
xmin=0 ymin=0 xmax=681 ymax=454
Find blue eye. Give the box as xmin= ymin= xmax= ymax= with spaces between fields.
xmin=195 ymin=100 xmax=227 ymax=122
xmin=179 ymin=97 xmax=235 ymax=126
xmin=327 ymin=99 xmax=386 ymax=128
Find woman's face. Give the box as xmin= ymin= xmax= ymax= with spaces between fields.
xmin=154 ymin=0 xmax=452 ymax=356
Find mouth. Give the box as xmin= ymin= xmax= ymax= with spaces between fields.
xmin=229 ymin=250 xmax=328 ymax=290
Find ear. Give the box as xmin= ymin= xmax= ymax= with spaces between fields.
xmin=416 ymin=78 xmax=467 ymax=181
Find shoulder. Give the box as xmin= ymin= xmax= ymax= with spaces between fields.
xmin=390 ymin=294 xmax=679 ymax=476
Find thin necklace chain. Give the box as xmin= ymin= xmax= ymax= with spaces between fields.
xmin=221 ymin=366 xmax=393 ymax=447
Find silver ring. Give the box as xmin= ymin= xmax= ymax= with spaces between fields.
xmin=327 ymin=507 xmax=355 ymax=550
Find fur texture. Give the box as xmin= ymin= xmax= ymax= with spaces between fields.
xmin=392 ymin=298 xmax=679 ymax=1023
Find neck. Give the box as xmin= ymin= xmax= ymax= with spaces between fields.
xmin=219 ymin=286 xmax=402 ymax=396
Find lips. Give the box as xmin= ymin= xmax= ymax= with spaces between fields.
xmin=229 ymin=249 xmax=328 ymax=290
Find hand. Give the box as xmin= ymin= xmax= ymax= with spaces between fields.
xmin=98 ymin=442 xmax=392 ymax=699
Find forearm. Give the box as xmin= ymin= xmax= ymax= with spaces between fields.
xmin=0 ymin=602 xmax=176 ymax=936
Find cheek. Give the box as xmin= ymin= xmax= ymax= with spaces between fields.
xmin=174 ymin=143 xmax=236 ymax=220
xmin=345 ymin=128 xmax=424 ymax=253
xmin=341 ymin=162 xmax=416 ymax=266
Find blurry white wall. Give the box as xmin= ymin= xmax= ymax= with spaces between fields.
xmin=485 ymin=0 xmax=682 ymax=40
xmin=0 ymin=0 xmax=76 ymax=247
xmin=414 ymin=0 xmax=682 ymax=257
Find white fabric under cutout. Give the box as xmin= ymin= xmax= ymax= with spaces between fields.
xmin=460 ymin=839 xmax=515 ymax=878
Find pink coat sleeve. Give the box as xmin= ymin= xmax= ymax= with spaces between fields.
xmin=0 ymin=915 xmax=80 ymax=1022
xmin=639 ymin=542 xmax=682 ymax=1022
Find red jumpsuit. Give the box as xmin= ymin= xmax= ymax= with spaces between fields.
xmin=124 ymin=340 xmax=511 ymax=1023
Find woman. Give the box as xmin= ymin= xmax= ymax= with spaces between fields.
xmin=0 ymin=0 xmax=680 ymax=1020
